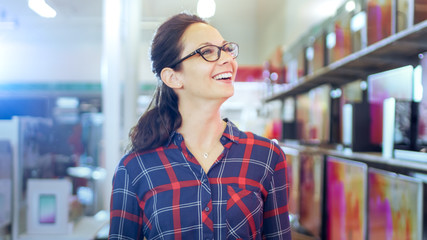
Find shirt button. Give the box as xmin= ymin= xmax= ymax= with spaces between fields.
xmin=204 ymin=207 xmax=210 ymax=212
xmin=221 ymin=137 xmax=226 ymax=141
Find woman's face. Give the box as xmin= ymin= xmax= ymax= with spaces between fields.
xmin=175 ymin=23 xmax=238 ymax=102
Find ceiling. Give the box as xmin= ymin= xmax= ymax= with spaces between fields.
xmin=0 ymin=0 xmax=346 ymax=65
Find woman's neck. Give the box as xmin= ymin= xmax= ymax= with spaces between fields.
xmin=177 ymin=99 xmax=226 ymax=150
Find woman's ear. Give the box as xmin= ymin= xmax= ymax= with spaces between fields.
xmin=160 ymin=68 xmax=182 ymax=89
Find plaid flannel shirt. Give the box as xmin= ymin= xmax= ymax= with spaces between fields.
xmin=109 ymin=120 xmax=291 ymax=240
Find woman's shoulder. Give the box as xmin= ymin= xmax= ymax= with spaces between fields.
xmin=118 ymin=148 xmax=160 ymax=169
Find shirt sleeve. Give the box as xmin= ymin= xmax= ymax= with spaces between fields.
xmin=109 ymin=163 xmax=144 ymax=240
xmin=262 ymin=146 xmax=292 ymax=239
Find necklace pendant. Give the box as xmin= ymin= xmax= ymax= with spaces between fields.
xmin=203 ymin=152 xmax=209 ymax=158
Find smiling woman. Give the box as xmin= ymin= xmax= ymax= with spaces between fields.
xmin=109 ymin=12 xmax=292 ymax=240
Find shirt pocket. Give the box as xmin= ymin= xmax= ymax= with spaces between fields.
xmin=225 ymin=185 xmax=263 ymax=240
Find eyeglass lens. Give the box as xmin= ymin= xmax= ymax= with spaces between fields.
xmin=199 ymin=43 xmax=238 ymax=62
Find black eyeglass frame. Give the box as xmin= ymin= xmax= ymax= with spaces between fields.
xmin=169 ymin=42 xmax=239 ymax=68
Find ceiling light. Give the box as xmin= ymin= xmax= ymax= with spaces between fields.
xmin=345 ymin=0 xmax=356 ymax=12
xmin=28 ymin=0 xmax=57 ymax=18
xmin=197 ymin=0 xmax=216 ymax=19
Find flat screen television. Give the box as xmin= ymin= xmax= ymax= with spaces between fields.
xmin=326 ymin=156 xmax=368 ymax=240
xmin=0 ymin=140 xmax=13 ymax=235
xmin=298 ymin=152 xmax=324 ymax=238
xmin=414 ymin=0 xmax=427 ymax=24
xmin=396 ymin=0 xmax=411 ymax=32
xmin=367 ymin=0 xmax=393 ymax=45
xmin=396 ymin=0 xmax=427 ymax=32
xmin=368 ymin=65 xmax=414 ymax=146
xmin=333 ymin=1 xmax=353 ymax=61
xmin=305 ymin=23 xmax=326 ymax=75
xmin=296 ymin=84 xmax=331 ymax=144
xmin=368 ymin=168 xmax=423 ymax=240
xmin=296 ymin=93 xmax=310 ymax=141
xmin=310 ymin=85 xmax=331 ymax=144
xmin=350 ymin=0 xmax=368 ymax=52
xmin=283 ymin=148 xmax=300 ymax=219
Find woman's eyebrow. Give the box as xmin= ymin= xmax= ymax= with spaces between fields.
xmin=197 ymin=40 xmax=227 ymax=47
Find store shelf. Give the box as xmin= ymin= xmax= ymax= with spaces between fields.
xmin=281 ymin=143 xmax=427 ymax=172
xmin=266 ymin=19 xmax=427 ymax=102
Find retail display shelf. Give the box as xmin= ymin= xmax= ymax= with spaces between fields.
xmin=281 ymin=143 xmax=427 ymax=172
xmin=266 ymin=19 xmax=427 ymax=102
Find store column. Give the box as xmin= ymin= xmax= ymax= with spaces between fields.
xmin=101 ymin=0 xmax=141 ymax=211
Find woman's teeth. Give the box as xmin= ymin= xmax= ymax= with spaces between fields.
xmin=213 ymin=73 xmax=232 ymax=80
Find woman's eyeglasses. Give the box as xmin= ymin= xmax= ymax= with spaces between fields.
xmin=170 ymin=42 xmax=239 ymax=68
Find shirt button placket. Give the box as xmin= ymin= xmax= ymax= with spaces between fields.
xmin=201 ymin=175 xmax=213 ymax=239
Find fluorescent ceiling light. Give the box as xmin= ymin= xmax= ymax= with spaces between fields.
xmin=197 ymin=0 xmax=216 ymax=18
xmin=28 ymin=0 xmax=57 ymax=18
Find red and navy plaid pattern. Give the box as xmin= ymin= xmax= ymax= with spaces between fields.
xmin=109 ymin=120 xmax=291 ymax=240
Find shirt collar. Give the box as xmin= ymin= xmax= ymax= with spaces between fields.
xmin=222 ymin=118 xmax=240 ymax=144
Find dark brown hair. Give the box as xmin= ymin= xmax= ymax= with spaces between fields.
xmin=129 ymin=13 xmax=207 ymax=152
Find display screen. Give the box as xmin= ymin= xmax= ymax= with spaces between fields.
xmin=333 ymin=5 xmax=352 ymax=61
xmin=296 ymin=93 xmax=310 ymax=141
xmin=38 ymin=194 xmax=56 ymax=224
xmin=326 ymin=156 xmax=367 ymax=240
xmin=368 ymin=65 xmax=414 ymax=145
xmin=414 ymin=0 xmax=427 ymax=24
xmin=286 ymin=150 xmax=300 ymax=217
xmin=367 ymin=0 xmax=392 ymax=45
xmin=396 ymin=0 xmax=410 ymax=32
xmin=368 ymin=168 xmax=423 ymax=240
xmin=296 ymin=85 xmax=331 ymax=144
xmin=312 ymin=28 xmax=325 ymax=72
xmin=298 ymin=152 xmax=324 ymax=237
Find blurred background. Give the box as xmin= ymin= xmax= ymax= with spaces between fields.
xmin=1 ymin=0 xmax=426 ymax=239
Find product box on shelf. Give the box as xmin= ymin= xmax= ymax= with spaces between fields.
xmin=283 ymin=36 xmax=306 ymax=84
xmin=338 ymin=80 xmax=381 ymax=152
xmin=282 ymin=96 xmax=297 ymax=140
xmin=326 ymin=7 xmax=351 ymax=63
xmin=350 ymin=0 xmax=368 ymax=52
xmin=342 ymin=102 xmax=380 ymax=152
xmin=366 ymin=0 xmax=395 ymax=45
xmin=296 ymin=84 xmax=331 ymax=145
xmin=326 ymin=0 xmax=367 ymax=63
xmin=304 ymin=22 xmax=327 ymax=75
xmin=396 ymin=0 xmax=427 ymax=33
